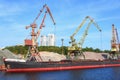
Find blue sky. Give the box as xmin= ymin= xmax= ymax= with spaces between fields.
xmin=0 ymin=0 xmax=120 ymax=50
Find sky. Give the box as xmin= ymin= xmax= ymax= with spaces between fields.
xmin=0 ymin=0 xmax=120 ymax=50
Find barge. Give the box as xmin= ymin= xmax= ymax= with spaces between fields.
xmin=4 ymin=59 xmax=120 ymax=72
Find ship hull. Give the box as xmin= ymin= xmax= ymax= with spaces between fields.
xmin=4 ymin=60 xmax=120 ymax=72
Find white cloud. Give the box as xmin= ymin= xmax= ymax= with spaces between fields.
xmin=0 ymin=3 xmax=22 ymax=17
xmin=80 ymin=0 xmax=120 ymax=13
xmin=97 ymin=16 xmax=120 ymax=22
xmin=0 ymin=0 xmax=41 ymax=17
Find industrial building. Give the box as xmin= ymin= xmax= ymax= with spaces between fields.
xmin=40 ymin=34 xmax=55 ymax=46
xmin=40 ymin=35 xmax=47 ymax=46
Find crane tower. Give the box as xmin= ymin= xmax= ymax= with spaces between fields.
xmin=24 ymin=4 xmax=55 ymax=61
xmin=110 ymin=24 xmax=120 ymax=59
xmin=68 ymin=16 xmax=101 ymax=60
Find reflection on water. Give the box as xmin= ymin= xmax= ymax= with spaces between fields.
xmin=72 ymin=68 xmax=113 ymax=80
xmin=25 ymin=73 xmax=38 ymax=80
xmin=1 ymin=67 xmax=120 ymax=80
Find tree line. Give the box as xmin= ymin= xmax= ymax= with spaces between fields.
xmin=5 ymin=45 xmax=110 ymax=56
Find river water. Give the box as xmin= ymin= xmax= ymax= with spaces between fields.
xmin=0 ymin=67 xmax=120 ymax=80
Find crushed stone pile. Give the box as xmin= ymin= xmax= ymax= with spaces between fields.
xmin=0 ymin=49 xmax=19 ymax=65
xmin=79 ymin=52 xmax=108 ymax=60
xmin=38 ymin=51 xmax=66 ymax=61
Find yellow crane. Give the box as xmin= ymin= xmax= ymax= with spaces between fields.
xmin=68 ymin=16 xmax=101 ymax=59
xmin=110 ymin=24 xmax=120 ymax=59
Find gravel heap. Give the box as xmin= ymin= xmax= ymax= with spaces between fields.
xmin=37 ymin=51 xmax=108 ymax=61
xmin=38 ymin=51 xmax=66 ymax=61
xmin=0 ymin=49 xmax=19 ymax=65
xmin=79 ymin=52 xmax=108 ymax=60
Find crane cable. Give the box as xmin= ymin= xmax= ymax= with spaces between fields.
xmin=100 ymin=31 xmax=103 ymax=51
xmin=53 ymin=24 xmax=56 ymax=46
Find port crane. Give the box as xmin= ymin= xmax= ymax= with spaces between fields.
xmin=68 ymin=16 xmax=101 ymax=59
xmin=25 ymin=4 xmax=55 ymax=61
xmin=110 ymin=24 xmax=120 ymax=59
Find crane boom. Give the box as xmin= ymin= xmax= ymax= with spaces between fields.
xmin=92 ymin=21 xmax=101 ymax=32
xmin=70 ymin=16 xmax=101 ymax=47
xmin=36 ymin=11 xmax=47 ymax=41
xmin=70 ymin=16 xmax=89 ymax=43
xmin=33 ymin=4 xmax=47 ymax=24
xmin=26 ymin=4 xmax=55 ymax=30
xmin=78 ymin=21 xmax=92 ymax=48
xmin=88 ymin=17 xmax=101 ymax=32
xmin=46 ymin=6 xmax=56 ymax=25
xmin=34 ymin=5 xmax=56 ymax=42
xmin=115 ymin=28 xmax=119 ymax=45
xmin=33 ymin=4 xmax=56 ymax=25
xmin=78 ymin=18 xmax=101 ymax=48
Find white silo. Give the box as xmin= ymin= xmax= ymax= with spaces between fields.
xmin=47 ymin=34 xmax=55 ymax=46
xmin=40 ymin=35 xmax=47 ymax=46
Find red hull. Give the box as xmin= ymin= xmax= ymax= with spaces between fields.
xmin=6 ymin=64 xmax=120 ymax=72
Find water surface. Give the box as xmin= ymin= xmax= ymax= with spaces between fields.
xmin=1 ymin=67 xmax=120 ymax=80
